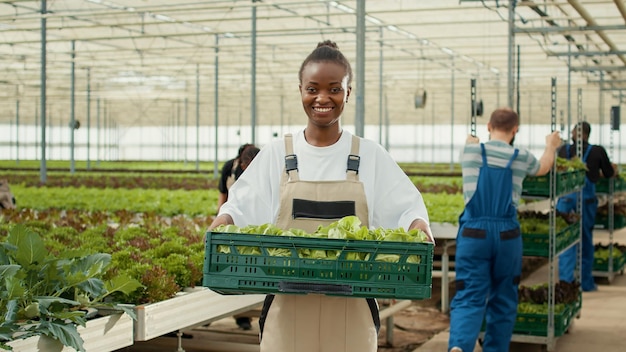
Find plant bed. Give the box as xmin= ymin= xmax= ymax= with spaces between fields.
xmin=6 ymin=313 xmax=134 ymax=352
xmin=134 ymin=287 xmax=265 ymax=341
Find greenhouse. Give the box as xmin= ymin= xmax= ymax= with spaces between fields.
xmin=1 ymin=1 xmax=625 ymax=352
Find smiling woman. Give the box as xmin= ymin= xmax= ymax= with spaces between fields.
xmin=208 ymin=40 xmax=434 ymax=352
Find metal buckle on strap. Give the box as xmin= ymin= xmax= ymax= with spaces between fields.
xmin=285 ymin=154 xmax=298 ymax=172
xmin=347 ymin=154 xmax=360 ymax=173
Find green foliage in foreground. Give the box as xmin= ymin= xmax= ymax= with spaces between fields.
xmin=0 ymin=225 xmax=142 ymax=351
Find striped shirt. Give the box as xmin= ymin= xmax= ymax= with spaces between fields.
xmin=461 ymin=140 xmax=540 ymax=206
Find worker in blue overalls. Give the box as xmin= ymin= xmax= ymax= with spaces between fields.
xmin=449 ymin=108 xmax=561 ymax=352
xmin=557 ymin=121 xmax=617 ymax=292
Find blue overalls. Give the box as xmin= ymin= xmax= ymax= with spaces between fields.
xmin=556 ymin=144 xmax=597 ymax=291
xmin=449 ymin=144 xmax=522 ymax=352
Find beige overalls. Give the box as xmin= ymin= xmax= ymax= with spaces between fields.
xmin=258 ymin=134 xmax=379 ymax=352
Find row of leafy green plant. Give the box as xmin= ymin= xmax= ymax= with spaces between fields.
xmin=0 ymin=171 xmax=218 ymax=191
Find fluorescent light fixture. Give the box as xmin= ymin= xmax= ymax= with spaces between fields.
xmin=441 ymin=47 xmax=454 ymax=56
xmin=154 ymin=14 xmax=176 ymax=23
xmin=328 ymin=1 xmax=355 ymax=14
xmin=366 ymin=15 xmax=382 ymax=25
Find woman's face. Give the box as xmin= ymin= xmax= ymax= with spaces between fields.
xmin=299 ymin=61 xmax=351 ymax=128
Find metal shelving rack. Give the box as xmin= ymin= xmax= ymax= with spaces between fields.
xmin=507 ymin=79 xmax=583 ymax=352
xmin=592 ymin=124 xmax=625 ymax=282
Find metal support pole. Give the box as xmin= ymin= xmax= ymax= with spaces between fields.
xmin=184 ymin=97 xmax=188 ymax=164
xmin=567 ymin=44 xmax=572 ymax=141
xmin=470 ymin=79 xmax=477 ymax=137
xmin=507 ymin=0 xmax=516 ymax=109
xmin=14 ymin=100 xmax=20 ymax=164
xmin=450 ymin=56 xmax=455 ymax=171
xmin=516 ymin=45 xmax=521 ymax=115
xmin=196 ymin=63 xmax=200 ymax=171
xmin=96 ymin=98 xmax=101 ymax=166
xmin=40 ymin=0 xmax=47 ymax=184
xmin=378 ymin=27 xmax=383 ymax=145
xmin=599 ymin=71 xmax=604 ymax=141
xmin=355 ymin=0 xmax=366 ymax=137
xmin=431 ymin=96 xmax=435 ymax=167
xmin=251 ymin=0 xmax=257 ymax=144
xmin=70 ymin=40 xmax=76 ymax=174
xmin=86 ymin=69 xmax=91 ymax=169
xmin=214 ymin=34 xmax=220 ymax=179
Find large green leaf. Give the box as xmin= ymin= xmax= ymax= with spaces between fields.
xmin=38 ymin=320 xmax=85 ymax=352
xmin=7 ymin=226 xmax=47 ymax=267
xmin=76 ymin=278 xmax=107 ymax=298
xmin=105 ymin=274 xmax=144 ymax=296
xmin=0 ymin=243 xmax=17 ymax=265
xmin=73 ymin=253 xmax=111 ymax=277
xmin=0 ymin=265 xmax=20 ymax=281
xmin=2 ymin=276 xmax=24 ymax=301
xmin=2 ymin=300 xmax=19 ymax=324
xmin=35 ymin=296 xmax=80 ymax=314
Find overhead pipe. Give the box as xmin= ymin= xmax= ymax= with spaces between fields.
xmin=615 ymin=0 xmax=626 ymax=24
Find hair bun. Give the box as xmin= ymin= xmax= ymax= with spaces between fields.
xmin=317 ymin=40 xmax=338 ymax=50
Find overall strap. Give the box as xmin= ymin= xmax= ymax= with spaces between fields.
xmin=346 ymin=135 xmax=361 ymax=181
xmin=583 ymin=144 xmax=593 ymax=162
xmin=284 ymin=134 xmax=299 ymax=182
xmin=505 ymin=149 xmax=520 ymax=169
xmin=480 ymin=143 xmax=488 ymax=166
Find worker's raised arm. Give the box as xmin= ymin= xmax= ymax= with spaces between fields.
xmin=536 ymin=131 xmax=562 ymax=176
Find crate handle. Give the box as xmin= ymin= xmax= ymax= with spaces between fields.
xmin=279 ymin=282 xmax=352 ymax=295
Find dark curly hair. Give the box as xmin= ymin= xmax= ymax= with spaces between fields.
xmin=298 ymin=40 xmax=352 ymax=85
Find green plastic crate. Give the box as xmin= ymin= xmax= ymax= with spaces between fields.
xmin=512 ymin=299 xmax=580 ymax=337
xmin=596 ymin=177 xmax=626 ymax=194
xmin=522 ymin=223 xmax=580 ymax=257
xmin=594 ymin=214 xmax=626 ymax=229
xmin=203 ymin=232 xmax=434 ymax=299
xmin=522 ymin=171 xmax=580 ymax=197
xmin=593 ymin=253 xmax=626 ymax=272
xmin=481 ymin=299 xmax=580 ymax=337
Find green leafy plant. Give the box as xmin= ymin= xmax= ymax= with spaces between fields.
xmin=0 ymin=225 xmax=143 ymax=351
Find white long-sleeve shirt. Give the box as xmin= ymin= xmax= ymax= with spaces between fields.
xmin=219 ymin=129 xmax=429 ymax=231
